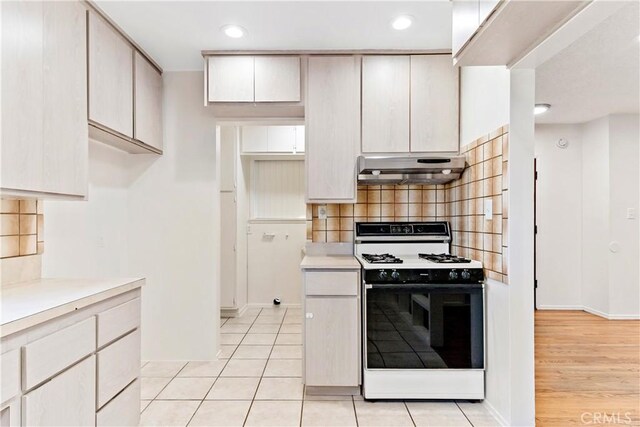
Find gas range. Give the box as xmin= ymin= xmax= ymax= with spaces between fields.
xmin=354 ymin=221 xmax=484 ymax=284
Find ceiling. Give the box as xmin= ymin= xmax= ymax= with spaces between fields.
xmin=96 ymin=1 xmax=453 ymax=71
xmin=535 ymin=2 xmax=640 ymax=124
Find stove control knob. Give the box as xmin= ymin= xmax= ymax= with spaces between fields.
xmin=391 ymin=270 xmax=400 ymax=281
xmin=378 ymin=270 xmax=388 ymax=280
xmin=461 ymin=269 xmax=471 ymax=280
xmin=448 ymin=270 xmax=459 ymax=281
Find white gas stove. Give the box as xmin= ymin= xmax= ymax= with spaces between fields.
xmin=355 ymin=221 xmax=486 ymax=401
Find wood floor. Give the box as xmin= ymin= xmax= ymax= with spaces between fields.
xmin=535 ymin=310 xmax=640 ymax=426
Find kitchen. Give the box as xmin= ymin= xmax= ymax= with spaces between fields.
xmin=1 ymin=1 xmax=638 ymax=427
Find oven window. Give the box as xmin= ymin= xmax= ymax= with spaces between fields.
xmin=365 ymin=287 xmax=484 ymax=369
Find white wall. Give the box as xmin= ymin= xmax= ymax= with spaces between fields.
xmin=460 ymin=66 xmax=510 ymax=145
xmin=128 ymin=71 xmax=219 ymax=360
xmin=43 ymin=141 xmax=130 ymax=278
xmin=608 ymin=114 xmax=639 ymax=317
xmin=44 ymin=71 xmax=220 ymax=361
xmin=534 ymin=124 xmax=583 ymax=309
xmin=460 ymin=66 xmax=536 ymax=426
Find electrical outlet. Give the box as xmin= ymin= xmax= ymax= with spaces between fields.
xmin=484 ymin=199 xmax=493 ymax=220
xmin=318 ymin=205 xmax=328 ymax=220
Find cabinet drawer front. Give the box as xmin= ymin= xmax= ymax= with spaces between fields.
xmin=96 ymin=379 xmax=140 ymax=427
xmin=23 ymin=317 xmax=96 ymax=390
xmin=22 ymin=355 xmax=96 ymax=427
xmin=97 ymin=329 xmax=140 ymax=408
xmin=1 ymin=349 xmax=20 ymax=404
xmin=97 ymin=297 xmax=140 ymax=347
xmin=305 ymin=271 xmax=359 ymax=296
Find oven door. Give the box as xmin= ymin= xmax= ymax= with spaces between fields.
xmin=364 ymin=283 xmax=484 ymax=370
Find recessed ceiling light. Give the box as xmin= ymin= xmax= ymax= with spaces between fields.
xmin=534 ymin=104 xmax=551 ymax=115
xmin=222 ymin=25 xmax=245 ymax=38
xmin=391 ymin=15 xmax=413 ymax=31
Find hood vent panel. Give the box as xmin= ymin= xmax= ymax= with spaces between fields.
xmin=357 ymin=155 xmax=466 ymax=185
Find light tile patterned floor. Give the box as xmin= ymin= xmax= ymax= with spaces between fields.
xmin=140 ymin=306 xmax=499 ymax=426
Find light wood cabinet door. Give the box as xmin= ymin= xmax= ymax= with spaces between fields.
xmin=22 ymin=355 xmax=96 ymax=427
xmin=208 ymin=56 xmax=255 ymax=102
xmin=1 ymin=0 xmax=44 ymax=193
xmin=88 ymin=11 xmax=134 ymax=138
xmin=43 ymin=0 xmax=87 ymax=197
xmin=294 ymin=126 xmax=305 ymax=153
xmin=267 ymin=126 xmax=297 ymax=152
xmin=305 ymin=296 xmax=359 ymax=386
xmin=410 ymin=55 xmax=459 ymax=153
xmin=97 ymin=330 xmax=140 ymax=408
xmin=362 ymin=56 xmax=410 ymax=153
xmin=306 ymin=56 xmax=360 ymax=202
xmin=134 ymin=52 xmax=163 ymax=150
xmin=254 ymin=56 xmax=301 ymax=102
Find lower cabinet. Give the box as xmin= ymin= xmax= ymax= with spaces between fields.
xmin=22 ymin=356 xmax=96 ymax=427
xmin=303 ymin=269 xmax=360 ymax=389
xmin=0 ymin=289 xmax=142 ymax=427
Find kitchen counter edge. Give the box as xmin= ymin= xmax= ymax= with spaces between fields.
xmin=300 ymin=255 xmax=361 ymax=270
xmin=1 ymin=277 xmax=144 ymax=338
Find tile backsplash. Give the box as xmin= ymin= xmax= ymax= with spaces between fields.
xmin=0 ymin=199 xmax=44 ymax=259
xmin=307 ymin=124 xmax=509 ymax=283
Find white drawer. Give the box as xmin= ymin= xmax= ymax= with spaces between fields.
xmin=22 ymin=355 xmax=96 ymax=427
xmin=96 ymin=379 xmax=140 ymax=427
xmin=305 ymin=271 xmax=359 ymax=296
xmin=97 ymin=297 xmax=140 ymax=347
xmin=97 ymin=329 xmax=140 ymax=408
xmin=22 ymin=317 xmax=96 ymax=391
xmin=1 ymin=349 xmax=20 ymax=405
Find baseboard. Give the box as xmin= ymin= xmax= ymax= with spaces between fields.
xmin=536 ymin=305 xmax=583 ymax=310
xmin=482 ymin=400 xmax=508 ymax=427
xmin=539 ymin=305 xmax=640 ymax=320
xmin=247 ymin=302 xmax=302 ymax=309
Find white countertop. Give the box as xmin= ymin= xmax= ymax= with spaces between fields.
xmin=300 ymin=255 xmax=361 ymax=270
xmin=1 ymin=277 xmax=144 ymax=338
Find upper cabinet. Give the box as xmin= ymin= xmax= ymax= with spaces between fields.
xmin=207 ymin=55 xmax=301 ymax=103
xmin=410 ymin=55 xmax=459 ymax=153
xmin=241 ymin=126 xmax=304 ymax=154
xmin=453 ymin=0 xmax=588 ymax=66
xmin=361 ymin=56 xmax=410 ymax=153
xmin=361 ymin=55 xmax=458 ymax=154
xmin=88 ymin=12 xmax=133 ymax=138
xmin=1 ymin=0 xmax=87 ymax=199
xmin=134 ymin=52 xmax=163 ymax=151
xmin=88 ymin=10 xmax=163 ymax=155
xmin=306 ymin=56 xmax=360 ymax=203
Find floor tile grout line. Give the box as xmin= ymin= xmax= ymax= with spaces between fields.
xmin=352 ymin=395 xmax=360 ymax=427
xmin=403 ymin=400 xmax=417 ymax=427
xmin=455 ymin=401 xmax=475 ymax=427
xmin=141 ymin=360 xmax=190 ymax=417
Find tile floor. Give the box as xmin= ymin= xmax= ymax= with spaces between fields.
xmin=140 ymin=306 xmax=500 ymax=426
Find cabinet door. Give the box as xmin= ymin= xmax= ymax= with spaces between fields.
xmin=306 ymin=56 xmax=360 ymax=202
xmin=134 ymin=52 xmax=163 ymax=151
xmin=242 ymin=126 xmax=269 ymax=152
xmin=294 ymin=126 xmax=305 ymax=153
xmin=1 ymin=0 xmax=44 ymax=193
xmin=254 ymin=56 xmax=301 ymax=102
xmin=88 ymin=11 xmax=134 ymax=138
xmin=362 ymin=56 xmax=410 ymax=153
xmin=208 ymin=56 xmax=254 ymax=102
xmin=452 ymin=1 xmax=480 ymax=57
xmin=305 ymin=297 xmax=359 ymax=386
xmin=267 ymin=126 xmax=296 ymax=152
xmin=22 ymin=355 xmax=96 ymax=427
xmin=43 ymin=0 xmax=87 ymax=197
xmin=410 ymin=55 xmax=459 ymax=153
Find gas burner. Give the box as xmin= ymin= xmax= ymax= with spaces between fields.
xmin=419 ymin=253 xmax=472 ymax=264
xmin=362 ymin=253 xmax=403 ymax=264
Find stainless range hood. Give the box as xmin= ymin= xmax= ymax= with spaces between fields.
xmin=357 ymin=155 xmax=467 ymax=185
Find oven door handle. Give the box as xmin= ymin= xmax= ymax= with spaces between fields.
xmin=363 ymin=282 xmax=484 ymax=291
xmin=365 ymin=284 xmax=373 ymax=289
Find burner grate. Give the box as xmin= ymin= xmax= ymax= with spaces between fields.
xmin=419 ymin=253 xmax=471 ymax=264
xmin=362 ymin=253 xmax=403 ymax=264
